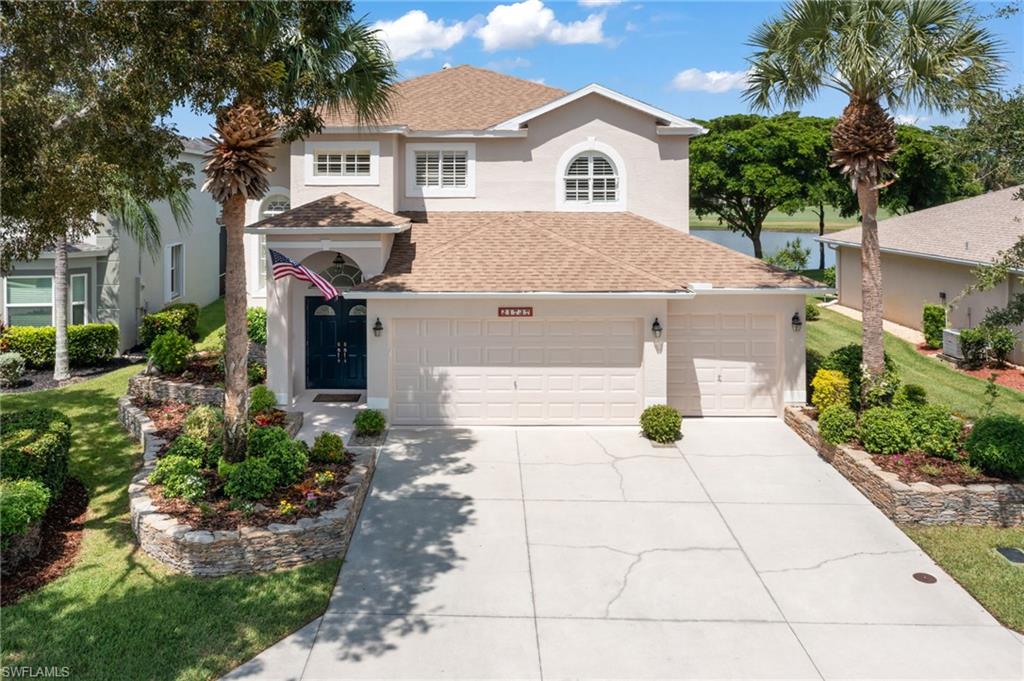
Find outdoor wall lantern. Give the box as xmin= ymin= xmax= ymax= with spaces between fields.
xmin=791 ymin=312 xmax=803 ymax=332
xmin=651 ymin=318 xmax=663 ymax=339
xmin=373 ymin=317 xmax=384 ymax=337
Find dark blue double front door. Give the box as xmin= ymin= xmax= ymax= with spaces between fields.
xmin=305 ymin=298 xmax=367 ymax=390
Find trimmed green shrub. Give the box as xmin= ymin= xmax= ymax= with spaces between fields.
xmin=139 ymin=304 xmax=198 ymax=346
xmin=639 ymin=404 xmax=682 ymax=444
xmin=892 ymin=384 xmax=927 ymax=409
xmin=0 ymin=408 xmax=71 ymax=494
xmin=810 ymin=369 xmax=850 ymax=413
xmin=922 ymin=304 xmax=946 ymax=350
xmin=165 ymin=434 xmax=207 ymax=462
xmin=820 ymin=344 xmax=897 ymax=411
xmin=182 ymin=405 xmax=223 ymax=445
xmin=354 ymin=409 xmax=387 ymax=437
xmin=149 ymin=454 xmax=206 ymax=502
xmin=958 ymin=327 xmax=989 ymax=370
xmin=247 ymin=426 xmax=291 ymax=458
xmin=0 ymin=326 xmax=55 ymax=367
xmin=907 ymin=404 xmax=962 ymax=459
xmin=862 ymin=370 xmax=901 ymax=409
xmin=247 ymin=425 xmax=308 ymax=485
xmin=247 ymin=307 xmax=267 ymax=345
xmin=804 ymin=301 xmax=820 ymax=321
xmin=986 ymin=326 xmax=1017 ymax=366
xmin=310 ymin=432 xmax=347 ymax=463
xmin=67 ymin=323 xmax=118 ymax=366
xmin=0 ymin=352 xmax=26 ymax=387
xmin=822 ymin=266 xmax=836 ymax=288
xmin=248 ymin=385 xmax=276 ymax=414
xmin=858 ymin=407 xmax=914 ymax=454
xmin=149 ymin=331 xmax=192 ymax=374
xmin=964 ymin=414 xmax=1024 ymax=480
xmin=224 ymin=457 xmax=278 ymax=500
xmin=818 ymin=404 xmax=857 ymax=445
xmin=0 ymin=479 xmax=51 ymax=546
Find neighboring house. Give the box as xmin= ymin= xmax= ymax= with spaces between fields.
xmin=244 ymin=65 xmax=823 ymax=424
xmin=820 ymin=186 xmax=1024 ymax=363
xmin=0 ymin=138 xmax=223 ymax=351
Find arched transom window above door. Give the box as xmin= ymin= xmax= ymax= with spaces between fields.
xmin=312 ymin=253 xmax=363 ymax=292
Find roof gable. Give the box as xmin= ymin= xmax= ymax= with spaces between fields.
xmin=245 ymin=192 xmax=409 ymax=232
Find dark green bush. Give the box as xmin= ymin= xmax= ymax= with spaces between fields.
xmin=247 ymin=307 xmax=267 ymax=345
xmin=922 ymin=304 xmax=946 ymax=350
xmin=822 ymin=266 xmax=836 ymax=288
xmin=907 ymin=404 xmax=962 ymax=459
xmin=247 ymin=426 xmax=291 ymax=458
xmin=958 ymin=327 xmax=989 ymax=369
xmin=639 ymin=404 xmax=682 ymax=444
xmin=0 ymin=326 xmax=55 ymax=367
xmin=224 ymin=457 xmax=278 ymax=500
xmin=139 ymin=304 xmax=198 ymax=346
xmin=149 ymin=454 xmax=206 ymax=502
xmin=149 ymin=331 xmax=192 ymax=374
xmin=804 ymin=301 xmax=820 ymax=321
xmin=0 ymin=324 xmax=118 ymax=368
xmin=986 ymin=326 xmax=1017 ymax=366
xmin=964 ymin=414 xmax=1024 ymax=480
xmin=166 ymin=434 xmax=207 ymax=462
xmin=858 ymin=407 xmax=914 ymax=454
xmin=354 ymin=409 xmax=387 ymax=437
xmin=0 ymin=352 xmax=26 ymax=387
xmin=892 ymin=384 xmax=927 ymax=409
xmin=820 ymin=344 xmax=897 ymax=411
xmin=0 ymin=408 xmax=71 ymax=494
xmin=310 ymin=432 xmax=347 ymax=463
xmin=248 ymin=385 xmax=276 ymax=414
xmin=247 ymin=425 xmax=308 ymax=485
xmin=0 ymin=479 xmax=51 ymax=546
xmin=818 ymin=404 xmax=857 ymax=445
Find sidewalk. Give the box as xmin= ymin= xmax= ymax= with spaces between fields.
xmin=823 ymin=303 xmax=926 ymax=346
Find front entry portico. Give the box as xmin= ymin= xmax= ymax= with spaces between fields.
xmin=305 ymin=297 xmax=368 ymax=390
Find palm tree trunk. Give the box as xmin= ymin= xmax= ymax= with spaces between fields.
xmin=857 ymin=180 xmax=885 ymax=382
xmin=53 ymin=233 xmax=70 ymax=381
xmin=222 ymin=193 xmax=249 ymax=460
xmin=818 ymin=203 xmax=826 ymax=271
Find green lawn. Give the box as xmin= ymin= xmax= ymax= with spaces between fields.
xmin=0 ymin=367 xmax=339 ymax=681
xmin=806 ymin=307 xmax=1024 ymax=420
xmin=195 ymin=297 xmax=226 ymax=352
xmin=691 ymin=205 xmax=894 ymax=233
xmin=901 ymin=525 xmax=1024 ymax=633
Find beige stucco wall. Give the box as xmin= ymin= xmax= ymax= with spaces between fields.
xmin=836 ymin=246 xmax=1022 ymax=362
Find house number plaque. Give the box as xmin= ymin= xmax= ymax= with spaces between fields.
xmin=498 ymin=307 xmax=533 ymax=317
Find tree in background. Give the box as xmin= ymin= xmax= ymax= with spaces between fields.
xmin=953 ymin=87 xmax=1024 ymax=191
xmin=746 ymin=0 xmax=1002 ymax=390
xmin=690 ymin=113 xmax=829 ymax=259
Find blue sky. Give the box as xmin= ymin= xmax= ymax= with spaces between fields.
xmin=169 ymin=0 xmax=1024 ymax=137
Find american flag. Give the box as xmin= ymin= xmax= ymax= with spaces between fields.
xmin=269 ymin=249 xmax=339 ymax=300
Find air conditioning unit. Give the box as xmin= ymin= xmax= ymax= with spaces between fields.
xmin=943 ymin=328 xmax=963 ymax=360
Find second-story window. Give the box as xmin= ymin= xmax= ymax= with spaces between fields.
xmin=415 ymin=150 xmax=468 ymax=188
xmin=314 ymin=151 xmax=371 ymax=177
xmin=564 ymin=153 xmax=618 ymax=203
xmin=405 ymin=143 xmax=475 ymax=198
xmin=304 ymin=141 xmax=380 ymax=186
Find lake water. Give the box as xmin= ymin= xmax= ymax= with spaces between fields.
xmin=691 ymin=229 xmax=835 ymax=269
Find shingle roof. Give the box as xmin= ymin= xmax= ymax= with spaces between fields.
xmin=820 ymin=186 xmax=1024 ymax=265
xmin=322 ymin=65 xmax=567 ymax=131
xmin=354 ymin=212 xmax=822 ymax=293
xmin=248 ymin=192 xmax=409 ymax=229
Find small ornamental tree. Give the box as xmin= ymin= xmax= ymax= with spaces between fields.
xmin=922 ymin=304 xmax=946 ymax=350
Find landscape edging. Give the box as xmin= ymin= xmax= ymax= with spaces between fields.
xmin=118 ymin=395 xmax=378 ymax=576
xmin=128 ymin=372 xmax=224 ymax=406
xmin=784 ymin=406 xmax=1023 ymax=526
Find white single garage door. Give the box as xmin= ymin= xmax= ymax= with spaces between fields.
xmin=390 ymin=317 xmax=644 ymax=425
xmin=667 ymin=310 xmax=781 ymax=416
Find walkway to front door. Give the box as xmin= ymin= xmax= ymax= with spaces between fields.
xmin=225 ymin=419 xmax=1022 ymax=680
xmin=305 ymin=297 xmax=367 ymax=390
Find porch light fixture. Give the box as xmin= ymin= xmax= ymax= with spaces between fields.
xmin=651 ymin=318 xmax=663 ymax=339
xmin=332 ymin=252 xmax=345 ymax=265
xmin=791 ymin=312 xmax=803 ymax=332
xmin=373 ymin=317 xmax=383 ymax=337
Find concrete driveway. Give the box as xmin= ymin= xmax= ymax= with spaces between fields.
xmin=227 ymin=420 xmax=1024 ymax=680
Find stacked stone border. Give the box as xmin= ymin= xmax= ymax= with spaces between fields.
xmin=128 ymin=372 xmax=224 ymax=406
xmin=118 ymin=396 xmax=379 ymax=576
xmin=785 ymin=406 xmax=1023 ymax=526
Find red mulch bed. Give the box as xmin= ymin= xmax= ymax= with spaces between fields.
xmin=149 ymin=460 xmax=354 ymax=531
xmin=1 ymin=478 xmax=89 ymax=606
xmin=914 ymin=343 xmax=1024 ymax=392
xmin=145 ymin=400 xmax=193 ymax=440
xmin=177 ymin=354 xmax=225 ymax=386
xmin=870 ymin=450 xmax=1006 ymax=486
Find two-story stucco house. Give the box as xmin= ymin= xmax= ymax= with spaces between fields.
xmin=0 ymin=139 xmax=224 ymax=352
xmin=243 ymin=65 xmax=823 ymax=424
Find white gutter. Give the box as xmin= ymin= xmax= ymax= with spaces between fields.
xmin=318 ymin=125 xmax=527 ymax=139
xmin=355 ymin=290 xmax=697 ymax=300
xmin=817 ymin=238 xmax=1024 ymax=274
xmin=691 ymin=287 xmax=835 ymax=295
xmin=245 ymin=224 xmax=411 ymax=235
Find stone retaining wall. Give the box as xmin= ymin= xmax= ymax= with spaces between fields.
xmin=128 ymin=373 xmax=224 ymax=406
xmin=118 ymin=396 xmax=378 ymax=576
xmin=785 ymin=406 xmax=1023 ymax=526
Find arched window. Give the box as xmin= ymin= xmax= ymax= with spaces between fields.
xmin=313 ymin=253 xmax=363 ymax=292
xmin=260 ymin=195 xmax=290 ymax=219
xmin=563 ymin=153 xmax=618 ymax=204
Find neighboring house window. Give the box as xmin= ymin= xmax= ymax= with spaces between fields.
xmin=4 ymin=276 xmax=53 ymax=326
xmin=70 ymin=273 xmax=87 ymax=325
xmin=165 ymin=243 xmax=184 ymax=302
xmin=405 ymin=143 xmax=476 ymax=198
xmin=304 ymin=141 xmax=380 ymax=186
xmin=563 ymin=153 xmax=618 ymax=203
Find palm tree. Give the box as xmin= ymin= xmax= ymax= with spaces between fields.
xmin=745 ymin=0 xmax=1002 ymax=390
xmin=200 ymin=4 xmax=395 ymax=459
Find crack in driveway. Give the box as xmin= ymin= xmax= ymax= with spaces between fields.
xmin=757 ymin=549 xmax=921 ymax=574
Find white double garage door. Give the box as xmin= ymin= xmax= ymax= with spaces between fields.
xmin=389 ymin=306 xmax=784 ymax=425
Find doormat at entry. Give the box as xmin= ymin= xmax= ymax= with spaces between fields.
xmin=312 ymin=393 xmax=361 ymax=403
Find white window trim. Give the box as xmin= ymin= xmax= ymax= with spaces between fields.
xmin=70 ymin=273 xmax=88 ymax=324
xmin=165 ymin=242 xmax=184 ymax=303
xmin=3 ymin=274 xmax=55 ymax=326
xmin=405 ymin=142 xmax=476 ymax=198
xmin=304 ymin=140 xmax=380 ymax=186
xmin=555 ymin=139 xmax=627 ymax=212
xmin=256 ymin=234 xmax=268 ymax=293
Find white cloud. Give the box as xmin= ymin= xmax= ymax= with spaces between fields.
xmin=670 ymin=68 xmax=749 ymax=93
xmin=894 ymin=113 xmax=929 ymax=126
xmin=579 ymin=0 xmax=622 ymax=6
xmin=625 ymin=20 xmax=639 ymax=32
xmin=373 ymin=10 xmax=470 ymax=60
xmin=476 ymin=0 xmax=606 ymax=51
xmin=486 ymin=56 xmax=532 ymax=70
